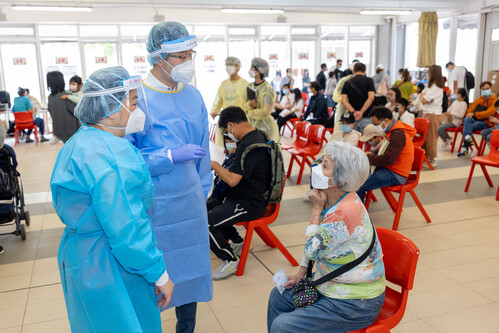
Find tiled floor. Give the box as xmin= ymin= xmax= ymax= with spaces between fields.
xmin=0 ymin=131 xmax=498 ymax=333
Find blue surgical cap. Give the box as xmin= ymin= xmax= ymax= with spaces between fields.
xmin=75 ymin=66 xmax=130 ymax=124
xmin=147 ymin=22 xmax=190 ymax=65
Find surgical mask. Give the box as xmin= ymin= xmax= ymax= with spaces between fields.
xmin=70 ymin=84 xmax=78 ymax=92
xmin=482 ymin=89 xmax=491 ymax=97
xmin=394 ymin=106 xmax=399 ymax=113
xmin=341 ymin=124 xmax=352 ymax=133
xmin=226 ymin=65 xmax=236 ymax=75
xmin=98 ymin=106 xmax=146 ymax=135
xmin=368 ymin=140 xmax=376 ymax=146
xmin=225 ymin=142 xmax=237 ymax=151
xmin=249 ymin=70 xmax=256 ymax=79
xmin=387 ymin=94 xmax=394 ymax=102
xmin=374 ymin=120 xmax=388 ymax=133
xmin=162 ymin=59 xmax=195 ymax=83
xmin=224 ymin=125 xmax=239 ymax=143
xmin=311 ymin=165 xmax=332 ymax=190
xmin=287 ymin=72 xmax=292 ymax=78
xmin=282 ymin=89 xmax=290 ymax=95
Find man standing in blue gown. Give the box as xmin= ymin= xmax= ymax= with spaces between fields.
xmin=127 ymin=22 xmax=213 ymax=333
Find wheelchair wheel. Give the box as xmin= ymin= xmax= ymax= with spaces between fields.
xmin=24 ymin=211 xmax=30 ymax=226
xmin=20 ymin=223 xmax=26 ymax=241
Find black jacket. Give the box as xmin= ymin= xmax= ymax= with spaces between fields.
xmin=316 ymin=71 xmax=327 ymax=91
xmin=302 ymin=92 xmax=328 ymax=122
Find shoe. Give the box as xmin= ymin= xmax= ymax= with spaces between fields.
xmin=457 ymin=148 xmax=469 ymax=157
xmin=441 ymin=139 xmax=450 ymax=150
xmin=231 ymin=241 xmax=253 ymax=258
xmin=470 ymin=149 xmax=478 ymax=158
xmin=50 ymin=137 xmax=60 ymax=145
xmin=464 ymin=135 xmax=474 ymax=147
xmin=303 ymin=189 xmax=311 ymax=201
xmin=430 ymin=160 xmax=438 ymax=168
xmin=40 ymin=137 xmax=49 ymax=142
xmin=25 ymin=137 xmax=34 ymax=143
xmin=0 ymin=245 xmax=4 ymax=255
xmin=212 ymin=258 xmax=239 ymax=280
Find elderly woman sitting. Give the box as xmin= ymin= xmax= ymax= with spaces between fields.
xmin=267 ymin=141 xmax=386 ymax=333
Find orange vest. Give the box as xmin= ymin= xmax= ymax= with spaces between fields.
xmin=385 ymin=121 xmax=416 ymax=178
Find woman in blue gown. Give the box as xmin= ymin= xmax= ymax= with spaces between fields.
xmin=51 ymin=66 xmax=173 ymax=333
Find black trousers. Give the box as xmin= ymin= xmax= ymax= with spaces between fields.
xmin=208 ymin=198 xmax=261 ymax=261
xmin=277 ymin=113 xmax=297 ymax=130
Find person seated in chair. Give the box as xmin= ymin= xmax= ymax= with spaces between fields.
xmin=301 ymin=81 xmax=328 ymax=125
xmin=356 ymin=107 xmax=416 ymax=202
xmin=209 ymin=106 xmax=271 ymax=280
xmin=393 ymin=98 xmax=415 ymax=128
xmin=327 ymin=112 xmax=361 ymax=147
xmin=12 ymin=88 xmax=48 ymax=143
xmin=272 ymin=84 xmax=295 ymax=119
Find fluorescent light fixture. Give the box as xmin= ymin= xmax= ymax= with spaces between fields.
xmin=222 ymin=8 xmax=284 ymax=14
xmin=12 ymin=5 xmax=93 ymax=12
xmin=360 ymin=10 xmax=412 ymax=15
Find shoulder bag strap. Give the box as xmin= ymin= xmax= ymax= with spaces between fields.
xmin=310 ymin=222 xmax=377 ymax=287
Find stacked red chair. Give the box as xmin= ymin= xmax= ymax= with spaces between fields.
xmin=13 ymin=112 xmax=39 ymax=146
xmin=281 ymin=121 xmax=310 ymax=151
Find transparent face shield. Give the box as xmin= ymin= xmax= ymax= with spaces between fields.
xmin=83 ymin=76 xmax=151 ymax=134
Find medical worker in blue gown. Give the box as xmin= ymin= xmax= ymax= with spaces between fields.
xmin=51 ymin=66 xmax=174 ymax=333
xmin=127 ymin=22 xmax=213 ymax=333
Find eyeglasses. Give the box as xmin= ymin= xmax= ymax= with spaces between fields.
xmin=167 ymin=50 xmax=197 ymax=61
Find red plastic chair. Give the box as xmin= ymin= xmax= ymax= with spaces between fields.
xmin=412 ymin=118 xmax=434 ymax=170
xmin=446 ymin=125 xmax=479 ymax=153
xmin=235 ymin=181 xmax=299 ymax=275
xmin=464 ymin=129 xmax=499 ymax=201
xmin=281 ymin=121 xmax=311 ymax=151
xmin=365 ymin=147 xmax=431 ymax=230
xmin=280 ymin=117 xmax=300 ymax=137
xmin=287 ymin=125 xmax=326 ymax=184
xmin=323 ymin=107 xmax=335 ymax=143
xmin=13 ymin=112 xmax=39 ymax=146
xmin=349 ymin=227 xmax=420 ymax=333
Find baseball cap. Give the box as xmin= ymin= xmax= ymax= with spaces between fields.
xmin=340 ymin=112 xmax=355 ymax=124
xmin=360 ymin=124 xmax=384 ymax=142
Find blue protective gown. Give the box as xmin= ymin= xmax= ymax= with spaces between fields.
xmin=51 ymin=125 xmax=166 ymax=333
xmin=128 ymin=82 xmax=213 ymax=309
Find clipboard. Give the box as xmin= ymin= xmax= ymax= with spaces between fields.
xmin=247 ymin=86 xmax=258 ymax=101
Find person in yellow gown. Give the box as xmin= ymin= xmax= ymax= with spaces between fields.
xmin=211 ymin=57 xmax=249 ymax=146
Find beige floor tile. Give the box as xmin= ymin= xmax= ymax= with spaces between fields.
xmin=212 ymin=257 xmax=272 ymax=292
xmin=210 ymin=280 xmax=274 ymax=312
xmin=27 ymin=284 xmax=65 ymax=305
xmin=29 ymin=269 xmax=61 ymax=287
xmin=465 ymin=276 xmax=499 ymax=302
xmin=411 ymin=270 xmax=459 ymax=295
xmin=193 ymin=311 xmax=224 ymax=333
xmin=419 ymin=247 xmax=486 ymax=269
xmin=0 ymin=289 xmax=29 ymax=310
xmin=21 ymin=318 xmax=70 ymax=333
xmin=427 ymin=219 xmax=493 ymax=236
xmin=231 ymin=325 xmax=267 ymax=333
xmin=399 ymin=309 xmax=419 ymax=324
xmin=161 ymin=319 xmax=176 ymax=332
xmin=391 ymin=319 xmax=439 ymax=333
xmin=437 ymin=259 xmax=499 ymax=284
xmin=252 ymin=245 xmax=303 ymax=274
xmin=23 ymin=299 xmax=67 ymax=325
xmin=446 ymin=228 xmax=499 ymax=246
xmin=32 ymin=258 xmax=58 ymax=273
xmin=0 ymin=274 xmax=32 ymax=293
xmin=424 ymin=303 xmax=499 ymax=333
xmin=411 ymin=236 xmax=463 ymax=253
xmin=0 ymin=261 xmax=34 ymax=278
xmin=159 ymin=301 xmax=212 ymax=322
xmin=407 ymin=284 xmax=491 ymax=318
xmin=0 ymin=306 xmax=25 ymax=330
xmin=214 ymin=302 xmax=267 ymax=333
xmin=0 ymin=327 xmax=21 ymax=333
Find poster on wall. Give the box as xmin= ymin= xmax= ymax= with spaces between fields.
xmin=95 ymin=56 xmax=108 ymax=64
xmin=298 ymin=53 xmax=309 ymax=60
xmin=269 ymin=54 xmax=278 ymax=61
xmin=204 ymin=55 xmax=215 ymax=62
xmin=56 ymin=57 xmax=68 ymax=65
xmin=327 ymin=52 xmax=336 ymax=60
xmin=13 ymin=58 xmax=27 ymax=65
xmin=134 ymin=56 xmax=146 ymax=63
xmin=355 ymin=52 xmax=364 ymax=58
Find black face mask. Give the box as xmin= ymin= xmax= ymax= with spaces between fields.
xmin=394 ymin=106 xmax=399 ymax=113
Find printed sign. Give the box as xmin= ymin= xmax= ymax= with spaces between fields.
xmin=269 ymin=54 xmax=278 ymax=61
xmin=327 ymin=52 xmax=335 ymax=60
xmin=298 ymin=53 xmax=309 ymax=60
xmin=55 ymin=57 xmax=68 ymax=65
xmin=95 ymin=56 xmax=108 ymax=64
xmin=355 ymin=52 xmax=364 ymax=58
xmin=134 ymin=56 xmax=146 ymax=63
xmin=13 ymin=58 xmax=26 ymax=65
xmin=204 ymin=55 xmax=214 ymax=62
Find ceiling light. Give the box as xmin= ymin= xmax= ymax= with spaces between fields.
xmin=222 ymin=8 xmax=284 ymax=15
xmin=360 ymin=10 xmax=412 ymax=15
xmin=12 ymin=6 xmax=93 ymax=12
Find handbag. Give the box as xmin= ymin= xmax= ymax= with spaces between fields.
xmin=292 ymin=223 xmax=377 ymax=308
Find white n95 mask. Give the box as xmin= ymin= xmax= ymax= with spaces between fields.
xmin=311 ymin=165 xmax=332 ymax=189
xmin=248 ymin=70 xmax=256 ymax=78
xmin=226 ymin=66 xmax=236 ymax=75
xmin=125 ymin=107 xmax=146 ymax=135
xmin=225 ymin=142 xmax=237 ymax=151
xmin=162 ymin=59 xmax=195 ymax=83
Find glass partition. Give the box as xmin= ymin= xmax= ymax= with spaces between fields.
xmin=121 ymin=42 xmax=149 ymax=76
xmin=261 ymin=26 xmax=289 ymax=93
xmin=291 ymin=40 xmax=316 ymax=91
xmin=321 ymin=26 xmax=347 ymax=71
xmin=83 ymin=43 xmax=119 ymax=76
xmin=40 ymin=42 xmax=82 ymax=90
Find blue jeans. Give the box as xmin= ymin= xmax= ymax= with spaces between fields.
xmin=175 ymin=303 xmax=197 ymax=333
xmin=354 ymin=117 xmax=371 ymax=134
xmin=481 ymin=128 xmax=496 ymax=144
xmin=356 ymin=167 xmax=406 ymax=202
xmin=27 ymin=117 xmax=45 ymax=136
xmin=267 ymin=287 xmax=385 ymax=333
xmin=326 ymin=95 xmax=336 ymax=109
xmin=463 ymin=117 xmax=488 ymax=138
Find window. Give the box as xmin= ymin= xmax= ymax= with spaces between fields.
xmin=38 ymin=25 xmax=77 ymax=37
xmin=228 ymin=27 xmax=256 ymax=36
xmin=120 ymin=25 xmax=154 ymax=41
xmin=121 ymin=43 xmax=149 ymax=76
xmin=492 ymin=28 xmax=499 ymax=41
xmin=321 ymin=26 xmax=347 ymax=68
xmin=80 ymin=25 xmax=119 ymax=37
xmin=404 ymin=22 xmax=419 ymax=71
xmin=261 ymin=25 xmax=289 ymax=92
xmin=83 ymin=43 xmax=119 ymax=76
xmin=292 ymin=40 xmax=316 ymax=91
xmin=436 ymin=19 xmax=451 ymax=69
xmin=0 ymin=27 xmax=34 ymax=36
xmin=40 ymin=42 xmax=82 ymax=90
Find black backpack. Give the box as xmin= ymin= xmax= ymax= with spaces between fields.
xmin=464 ymin=67 xmax=475 ymax=91
xmin=442 ymin=91 xmax=448 ymax=113
xmin=241 ymin=132 xmax=285 ymax=204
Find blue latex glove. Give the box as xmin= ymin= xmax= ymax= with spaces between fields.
xmin=171 ymin=144 xmax=207 ymax=163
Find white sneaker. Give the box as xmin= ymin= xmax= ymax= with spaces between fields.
xmin=231 ymin=241 xmax=253 ymax=258
xmin=212 ymin=259 xmax=239 ymax=280
xmin=441 ymin=139 xmax=450 ymax=150
xmin=430 ymin=159 xmax=438 ymax=168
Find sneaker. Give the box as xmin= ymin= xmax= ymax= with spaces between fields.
xmin=303 ymin=189 xmax=311 ymax=201
xmin=25 ymin=137 xmax=34 ymax=143
xmin=470 ymin=149 xmax=478 ymax=158
xmin=457 ymin=148 xmax=469 ymax=157
xmin=464 ymin=135 xmax=474 ymax=147
xmin=50 ymin=137 xmax=60 ymax=145
xmin=0 ymin=245 xmax=4 ymax=255
xmin=441 ymin=139 xmax=450 ymax=150
xmin=212 ymin=258 xmax=239 ymax=280
xmin=40 ymin=137 xmax=49 ymax=143
xmin=430 ymin=160 xmax=438 ymax=168
xmin=231 ymin=241 xmax=253 ymax=257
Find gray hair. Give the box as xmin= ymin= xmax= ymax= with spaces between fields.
xmin=225 ymin=56 xmax=241 ymax=67
xmin=323 ymin=141 xmax=369 ymax=192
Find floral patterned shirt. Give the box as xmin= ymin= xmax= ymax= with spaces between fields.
xmin=302 ymin=192 xmax=385 ymax=299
